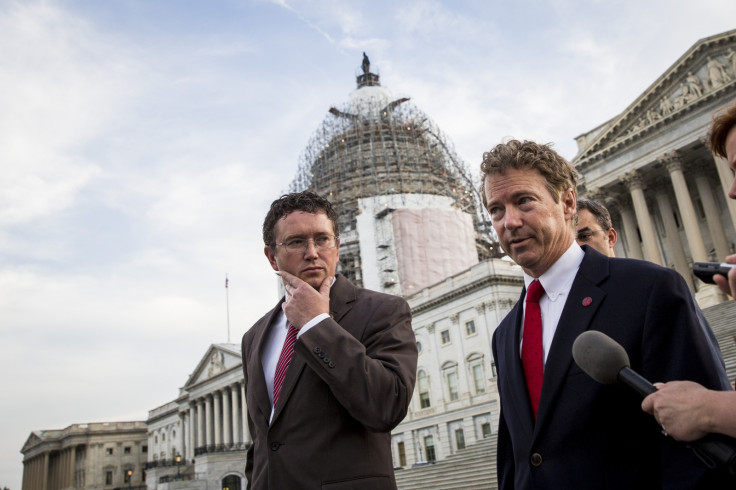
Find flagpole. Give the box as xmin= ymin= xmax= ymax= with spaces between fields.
xmin=225 ymin=274 xmax=231 ymax=343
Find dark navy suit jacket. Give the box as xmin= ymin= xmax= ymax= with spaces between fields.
xmin=492 ymin=246 xmax=731 ymax=489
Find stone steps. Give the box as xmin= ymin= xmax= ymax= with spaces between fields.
xmin=395 ymin=435 xmax=497 ymax=490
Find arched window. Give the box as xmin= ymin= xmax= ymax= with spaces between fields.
xmin=222 ymin=475 xmax=241 ymax=490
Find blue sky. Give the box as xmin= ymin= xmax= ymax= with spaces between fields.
xmin=2 ymin=0 xmax=736 ymax=487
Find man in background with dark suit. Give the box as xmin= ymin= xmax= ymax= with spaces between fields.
xmin=241 ymin=191 xmax=417 ymax=490
xmin=481 ymin=139 xmax=730 ymax=489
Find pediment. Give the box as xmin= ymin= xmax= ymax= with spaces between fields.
xmin=21 ymin=431 xmax=46 ymax=452
xmin=575 ymin=28 xmax=736 ymax=165
xmin=184 ymin=343 xmax=242 ymax=388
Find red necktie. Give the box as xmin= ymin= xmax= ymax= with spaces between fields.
xmin=522 ymin=280 xmax=545 ymax=419
xmin=273 ymin=324 xmax=298 ymax=405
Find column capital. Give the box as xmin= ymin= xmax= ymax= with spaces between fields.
xmin=475 ymin=303 xmax=487 ymax=314
xmin=449 ymin=313 xmax=459 ymax=324
xmin=622 ymin=170 xmax=646 ymax=191
xmin=427 ymin=323 xmax=435 ymax=334
xmin=660 ymin=151 xmax=684 ymax=173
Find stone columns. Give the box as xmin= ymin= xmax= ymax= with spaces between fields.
xmin=241 ymin=382 xmax=251 ymax=443
xmin=694 ymin=167 xmax=730 ymax=259
xmin=608 ymin=196 xmax=644 ymax=260
xmin=230 ymin=383 xmax=240 ymax=444
xmin=188 ymin=405 xmax=196 ymax=458
xmin=197 ymin=398 xmax=205 ymax=450
xmin=223 ymin=387 xmax=232 ymax=447
xmin=712 ymin=153 xmax=736 ymax=231
xmin=179 ymin=411 xmax=186 ymax=459
xmin=662 ymin=152 xmax=708 ymax=262
xmin=623 ymin=171 xmax=662 ymax=264
xmin=206 ymin=395 xmax=214 ymax=447
xmin=654 ymin=187 xmax=694 ymax=290
xmin=214 ymin=391 xmax=222 ymax=447
xmin=42 ymin=451 xmax=49 ymax=490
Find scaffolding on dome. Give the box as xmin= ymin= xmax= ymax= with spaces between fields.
xmin=289 ymin=56 xmax=499 ymax=285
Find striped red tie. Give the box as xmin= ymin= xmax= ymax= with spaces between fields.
xmin=522 ymin=280 xmax=545 ymax=420
xmin=273 ymin=324 xmax=298 ymax=405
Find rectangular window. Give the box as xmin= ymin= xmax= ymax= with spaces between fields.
xmin=124 ymin=447 xmax=131 ymax=454
xmin=420 ymin=391 xmax=431 ymax=408
xmin=397 ymin=441 xmax=406 ymax=467
xmin=418 ymin=373 xmax=431 ymax=408
xmin=424 ymin=435 xmax=436 ymax=462
xmin=142 ymin=445 xmax=148 ymax=453
xmin=455 ymin=429 xmax=466 ymax=450
xmin=465 ymin=320 xmax=476 ymax=335
xmin=106 ymin=448 xmax=113 ymax=456
xmin=482 ymin=423 xmax=492 ymax=438
xmin=124 ymin=471 xmax=131 ymax=484
xmin=473 ymin=364 xmax=485 ymax=393
xmin=105 ymin=471 xmax=113 ymax=486
xmin=441 ymin=330 xmax=450 ymax=344
xmin=447 ymin=372 xmax=458 ymax=400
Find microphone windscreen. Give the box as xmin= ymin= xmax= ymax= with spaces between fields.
xmin=572 ymin=330 xmax=631 ymax=384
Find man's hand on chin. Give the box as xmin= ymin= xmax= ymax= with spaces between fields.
xmin=278 ymin=270 xmax=333 ymax=328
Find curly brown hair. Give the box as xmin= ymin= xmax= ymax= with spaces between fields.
xmin=708 ymin=102 xmax=736 ymax=159
xmin=262 ymin=191 xmax=339 ymax=247
xmin=479 ymin=139 xmax=578 ymax=208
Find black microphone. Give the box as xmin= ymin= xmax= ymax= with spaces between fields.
xmin=572 ymin=330 xmax=736 ymax=474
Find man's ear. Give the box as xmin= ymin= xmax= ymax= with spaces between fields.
xmin=608 ymin=228 xmax=618 ymax=249
xmin=264 ymin=245 xmax=279 ymax=271
xmin=562 ymin=188 xmax=577 ymax=220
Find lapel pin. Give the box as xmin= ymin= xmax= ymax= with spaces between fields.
xmin=582 ymin=297 xmax=593 ymax=307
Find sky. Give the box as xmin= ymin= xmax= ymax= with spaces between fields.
xmin=1 ymin=0 xmax=735 ymax=487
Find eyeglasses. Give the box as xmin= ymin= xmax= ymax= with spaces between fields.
xmin=276 ymin=235 xmax=339 ymax=253
xmin=576 ymin=229 xmax=606 ymax=242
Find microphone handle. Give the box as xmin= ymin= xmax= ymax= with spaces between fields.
xmin=618 ymin=366 xmax=736 ymax=474
xmin=617 ymin=366 xmax=656 ymax=397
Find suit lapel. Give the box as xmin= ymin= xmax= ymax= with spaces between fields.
xmin=270 ymin=275 xmax=356 ymax=424
xmin=250 ymin=302 xmax=283 ymax=424
xmin=534 ymin=249 xmax=609 ymax=433
xmin=503 ymin=290 xmax=537 ymax=435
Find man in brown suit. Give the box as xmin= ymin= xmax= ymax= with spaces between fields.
xmin=241 ymin=191 xmax=417 ymax=489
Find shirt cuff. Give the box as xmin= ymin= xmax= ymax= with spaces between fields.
xmin=297 ymin=313 xmax=330 ymax=338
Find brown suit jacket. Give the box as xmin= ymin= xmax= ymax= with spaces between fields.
xmin=241 ymin=274 xmax=417 ymax=490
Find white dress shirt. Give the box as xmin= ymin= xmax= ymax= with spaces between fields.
xmin=261 ymin=278 xmax=334 ymax=422
xmin=521 ymin=242 xmax=585 ymax=364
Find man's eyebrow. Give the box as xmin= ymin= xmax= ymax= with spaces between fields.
xmin=577 ymin=226 xmax=593 ymax=232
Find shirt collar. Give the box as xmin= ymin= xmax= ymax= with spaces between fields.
xmin=524 ymin=242 xmax=584 ymax=301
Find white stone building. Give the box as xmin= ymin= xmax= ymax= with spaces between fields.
xmin=21 ymin=422 xmax=148 ymax=490
xmin=573 ymin=28 xmax=736 ymax=307
xmin=144 ymin=344 xmax=248 ymax=490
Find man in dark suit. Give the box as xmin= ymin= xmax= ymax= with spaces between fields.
xmin=241 ymin=191 xmax=417 ymax=490
xmin=480 ymin=139 xmax=731 ymax=489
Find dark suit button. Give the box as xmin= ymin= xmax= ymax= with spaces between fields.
xmin=328 ymin=361 xmax=335 ymax=368
xmin=324 ymin=357 xmax=331 ymax=364
xmin=313 ymin=347 xmax=321 ymax=354
xmin=530 ymin=453 xmax=542 ymax=466
xmin=318 ymin=352 xmax=325 ymax=359
xmin=271 ymin=442 xmax=281 ymax=451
